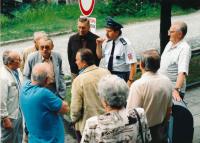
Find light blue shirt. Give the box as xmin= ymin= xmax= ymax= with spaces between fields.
xmin=20 ymin=81 xmax=64 ymax=143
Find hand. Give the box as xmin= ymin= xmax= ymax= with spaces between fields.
xmin=127 ymin=80 xmax=133 ymax=87
xmin=3 ymin=117 xmax=12 ymax=129
xmin=96 ymin=37 xmax=106 ymax=46
xmin=172 ymin=90 xmax=182 ymax=101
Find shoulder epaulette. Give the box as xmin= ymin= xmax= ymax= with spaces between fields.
xmin=119 ymin=38 xmax=127 ymax=45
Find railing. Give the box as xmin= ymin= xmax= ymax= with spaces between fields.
xmin=186 ymin=47 xmax=200 ymax=89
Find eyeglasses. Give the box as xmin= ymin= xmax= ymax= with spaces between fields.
xmin=39 ymin=45 xmax=50 ymax=50
xmin=168 ymin=30 xmax=181 ymax=35
xmin=12 ymin=58 xmax=21 ymax=63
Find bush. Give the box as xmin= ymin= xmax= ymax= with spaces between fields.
xmin=98 ymin=0 xmax=149 ymax=16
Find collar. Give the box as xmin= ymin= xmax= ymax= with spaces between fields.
xmin=41 ymin=54 xmax=53 ymax=62
xmin=108 ymin=34 xmax=122 ymax=44
xmin=142 ymin=71 xmax=157 ymax=77
xmin=78 ymin=31 xmax=92 ymax=40
xmin=80 ymin=65 xmax=98 ymax=75
xmin=79 ymin=66 xmax=88 ymax=74
xmin=169 ymin=39 xmax=184 ymax=49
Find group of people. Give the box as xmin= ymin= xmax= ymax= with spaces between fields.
xmin=0 ymin=15 xmax=191 ymax=143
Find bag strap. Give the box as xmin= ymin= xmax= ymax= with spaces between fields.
xmin=134 ymin=109 xmax=145 ymax=143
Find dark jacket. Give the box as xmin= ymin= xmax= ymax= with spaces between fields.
xmin=67 ymin=31 xmax=100 ymax=74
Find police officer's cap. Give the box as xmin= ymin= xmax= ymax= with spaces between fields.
xmin=105 ymin=17 xmax=123 ymax=30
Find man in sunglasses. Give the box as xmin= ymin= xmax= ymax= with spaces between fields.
xmin=23 ymin=37 xmax=66 ymax=100
xmin=20 ymin=31 xmax=48 ymax=71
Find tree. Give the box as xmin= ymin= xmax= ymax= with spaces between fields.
xmin=160 ymin=0 xmax=171 ymax=55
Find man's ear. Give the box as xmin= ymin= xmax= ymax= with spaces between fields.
xmin=140 ymin=61 xmax=145 ymax=69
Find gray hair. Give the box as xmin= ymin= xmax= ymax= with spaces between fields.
xmin=3 ymin=50 xmax=12 ymax=65
xmin=174 ymin=21 xmax=187 ymax=38
xmin=2 ymin=50 xmax=20 ymax=65
xmin=78 ymin=16 xmax=90 ymax=26
xmin=98 ymin=75 xmax=129 ymax=109
xmin=33 ymin=31 xmax=48 ymax=42
xmin=31 ymin=63 xmax=48 ymax=85
xmin=140 ymin=49 xmax=160 ymax=73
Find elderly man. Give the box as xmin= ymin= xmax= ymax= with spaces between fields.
xmin=127 ymin=49 xmax=172 ymax=143
xmin=23 ymin=37 xmax=66 ymax=99
xmin=96 ymin=17 xmax=137 ymax=87
xmin=0 ymin=50 xmax=23 ymax=143
xmin=81 ymin=75 xmax=151 ymax=143
xmin=70 ymin=48 xmax=110 ymax=142
xmin=68 ymin=16 xmax=100 ymax=80
xmin=21 ymin=31 xmax=48 ymax=71
xmin=20 ymin=63 xmax=69 ymax=143
xmin=159 ymin=21 xmax=191 ymax=101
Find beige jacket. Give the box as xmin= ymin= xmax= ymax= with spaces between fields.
xmin=20 ymin=46 xmax=37 ymax=71
xmin=0 ymin=66 xmax=23 ymax=119
xmin=70 ymin=65 xmax=110 ymax=134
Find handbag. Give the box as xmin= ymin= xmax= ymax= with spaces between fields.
xmin=134 ymin=109 xmax=149 ymax=143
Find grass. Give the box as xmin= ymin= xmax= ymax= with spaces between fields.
xmin=0 ymin=2 xmax=196 ymax=42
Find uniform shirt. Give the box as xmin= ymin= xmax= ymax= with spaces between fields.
xmin=127 ymin=72 xmax=172 ymax=127
xmin=20 ymin=81 xmax=64 ymax=143
xmin=101 ymin=35 xmax=137 ymax=72
xmin=81 ymin=108 xmax=151 ymax=143
xmin=159 ymin=40 xmax=191 ymax=93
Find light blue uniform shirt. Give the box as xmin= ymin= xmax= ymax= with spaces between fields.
xmin=100 ymin=35 xmax=137 ymax=72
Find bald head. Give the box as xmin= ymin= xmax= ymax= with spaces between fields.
xmin=34 ymin=31 xmax=48 ymax=41
xmin=31 ymin=63 xmax=50 ymax=85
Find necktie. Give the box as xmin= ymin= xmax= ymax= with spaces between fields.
xmin=13 ymin=70 xmax=20 ymax=82
xmin=108 ymin=41 xmax=115 ymax=72
xmin=13 ymin=70 xmax=21 ymax=88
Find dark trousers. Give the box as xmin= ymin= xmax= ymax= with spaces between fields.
xmin=111 ymin=71 xmax=130 ymax=82
xmin=75 ymin=130 xmax=82 ymax=143
xmin=149 ymin=122 xmax=168 ymax=143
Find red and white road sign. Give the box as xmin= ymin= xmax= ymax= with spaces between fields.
xmin=79 ymin=0 xmax=95 ymax=16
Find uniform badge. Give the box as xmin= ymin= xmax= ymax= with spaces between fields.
xmin=119 ymin=38 xmax=127 ymax=45
xmin=128 ymin=53 xmax=133 ymax=60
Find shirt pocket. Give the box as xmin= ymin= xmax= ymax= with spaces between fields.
xmin=8 ymin=82 xmax=18 ymax=102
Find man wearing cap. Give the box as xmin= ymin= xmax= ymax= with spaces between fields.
xmin=96 ymin=17 xmax=137 ymax=87
xmin=68 ymin=16 xmax=100 ymax=81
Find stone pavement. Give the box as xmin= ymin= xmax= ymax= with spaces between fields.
xmin=63 ymin=86 xmax=200 ymax=143
xmin=0 ymin=10 xmax=200 ymax=75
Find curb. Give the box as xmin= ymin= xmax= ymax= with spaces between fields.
xmin=0 ymin=30 xmax=72 ymax=46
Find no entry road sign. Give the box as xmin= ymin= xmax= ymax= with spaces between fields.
xmin=79 ymin=0 xmax=95 ymax=16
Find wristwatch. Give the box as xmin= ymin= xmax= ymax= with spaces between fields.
xmin=174 ymin=88 xmax=181 ymax=92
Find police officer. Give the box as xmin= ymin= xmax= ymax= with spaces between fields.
xmin=96 ymin=17 xmax=137 ymax=87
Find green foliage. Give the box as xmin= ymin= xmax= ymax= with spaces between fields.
xmin=98 ymin=0 xmax=149 ymax=16
xmin=1 ymin=3 xmax=81 ymax=41
xmin=0 ymin=2 xmax=196 ymax=42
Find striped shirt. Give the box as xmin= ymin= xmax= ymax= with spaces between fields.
xmin=159 ymin=40 xmax=191 ymax=93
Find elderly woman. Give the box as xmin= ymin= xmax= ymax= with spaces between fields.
xmin=81 ymin=75 xmax=151 ymax=143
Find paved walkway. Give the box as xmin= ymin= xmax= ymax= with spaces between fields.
xmin=0 ymin=10 xmax=200 ymax=74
